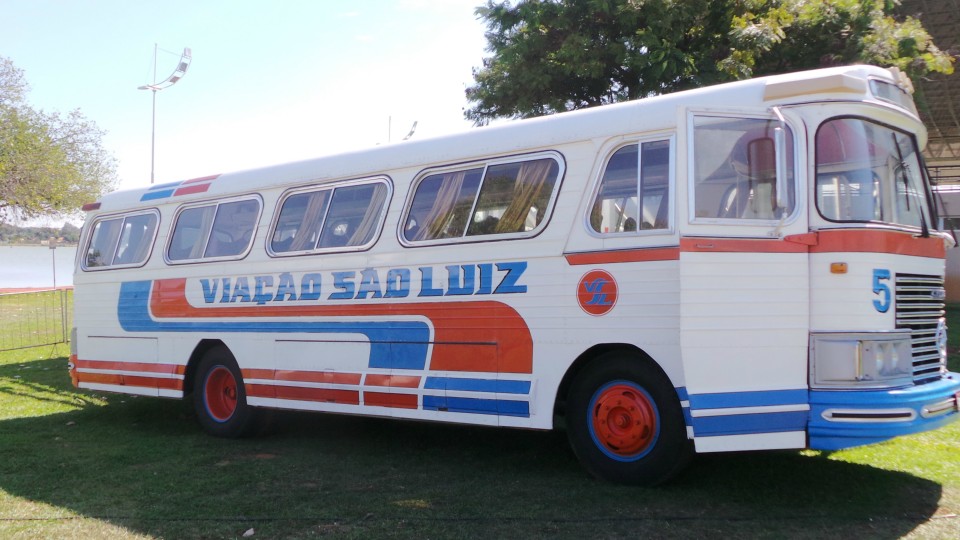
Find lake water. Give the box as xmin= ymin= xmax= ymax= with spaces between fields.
xmin=0 ymin=245 xmax=79 ymax=289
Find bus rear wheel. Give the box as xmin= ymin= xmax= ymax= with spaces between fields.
xmin=193 ymin=346 xmax=259 ymax=438
xmin=566 ymin=353 xmax=691 ymax=486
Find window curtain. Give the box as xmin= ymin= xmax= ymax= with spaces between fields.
xmin=495 ymin=159 xmax=554 ymax=233
xmin=289 ymin=191 xmax=330 ymax=251
xmin=414 ymin=171 xmax=467 ymax=241
xmin=348 ymin=184 xmax=388 ymax=245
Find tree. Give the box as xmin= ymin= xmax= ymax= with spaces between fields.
xmin=0 ymin=56 xmax=117 ymax=221
xmin=465 ymin=0 xmax=955 ymax=124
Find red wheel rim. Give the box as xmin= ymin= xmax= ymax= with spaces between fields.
xmin=204 ymin=366 xmax=238 ymax=422
xmin=591 ymin=383 xmax=657 ymax=457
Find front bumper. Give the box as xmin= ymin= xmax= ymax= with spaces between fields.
xmin=808 ymin=372 xmax=960 ymax=450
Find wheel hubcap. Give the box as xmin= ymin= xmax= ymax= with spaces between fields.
xmin=591 ymin=384 xmax=657 ymax=457
xmin=204 ymin=366 xmax=238 ymax=422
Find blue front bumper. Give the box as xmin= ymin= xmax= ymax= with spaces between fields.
xmin=808 ymin=372 xmax=960 ymax=451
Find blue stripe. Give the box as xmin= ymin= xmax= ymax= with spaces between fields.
xmin=117 ymin=280 xmax=431 ymax=369
xmin=808 ymin=379 xmax=960 ymax=450
xmin=424 ymin=377 xmax=530 ymax=394
xmin=692 ymin=411 xmax=808 ymax=436
xmin=689 ymin=389 xmax=808 ymax=410
xmin=140 ymin=189 xmax=175 ymax=201
xmin=676 ymin=386 xmax=689 ymax=401
xmin=423 ymin=396 xmax=530 ymax=417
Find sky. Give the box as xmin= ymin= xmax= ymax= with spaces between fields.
xmin=2 ymin=0 xmax=490 ymax=200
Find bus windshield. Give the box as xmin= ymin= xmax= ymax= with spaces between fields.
xmin=815 ymin=118 xmax=931 ymax=229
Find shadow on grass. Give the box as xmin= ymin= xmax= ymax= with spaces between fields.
xmin=0 ymin=356 xmax=946 ymax=539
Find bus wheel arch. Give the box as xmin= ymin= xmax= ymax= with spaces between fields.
xmin=183 ymin=339 xmax=228 ymax=397
xmin=560 ymin=347 xmax=692 ymax=486
xmin=555 ymin=344 xmax=653 ymax=417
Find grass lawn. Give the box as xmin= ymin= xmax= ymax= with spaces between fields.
xmin=0 ymin=322 xmax=957 ymax=538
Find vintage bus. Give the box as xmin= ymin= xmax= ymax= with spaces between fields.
xmin=70 ymin=65 xmax=959 ymax=485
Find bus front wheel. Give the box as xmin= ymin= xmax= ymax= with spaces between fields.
xmin=566 ymin=353 xmax=691 ymax=485
xmin=193 ymin=346 xmax=258 ymax=438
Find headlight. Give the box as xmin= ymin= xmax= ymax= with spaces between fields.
xmin=811 ymin=332 xmax=914 ymax=388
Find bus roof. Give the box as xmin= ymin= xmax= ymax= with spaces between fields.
xmin=92 ymin=64 xmax=911 ymax=213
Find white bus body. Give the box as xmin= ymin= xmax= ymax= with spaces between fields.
xmin=71 ymin=65 xmax=959 ymax=485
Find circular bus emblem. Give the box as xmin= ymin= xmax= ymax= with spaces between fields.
xmin=578 ymin=270 xmax=618 ymax=316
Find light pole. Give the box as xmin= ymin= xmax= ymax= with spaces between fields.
xmin=48 ymin=236 xmax=57 ymax=290
xmin=138 ymin=45 xmax=192 ymax=184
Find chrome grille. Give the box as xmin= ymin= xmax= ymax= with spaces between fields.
xmin=895 ymin=273 xmax=946 ymax=383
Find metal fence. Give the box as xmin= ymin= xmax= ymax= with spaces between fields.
xmin=0 ymin=288 xmax=73 ymax=352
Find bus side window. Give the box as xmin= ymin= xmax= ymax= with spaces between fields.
xmin=86 ymin=217 xmax=124 ymax=267
xmin=318 ymin=183 xmax=389 ymax=248
xmin=204 ymin=199 xmax=260 ymax=258
xmin=272 ymin=190 xmax=330 ymax=253
xmin=405 ymin=154 xmax=562 ymax=244
xmin=468 ymin=158 xmax=559 ymax=236
xmin=406 ymin=168 xmax=484 ymax=241
xmin=271 ymin=179 xmax=388 ymax=255
xmin=168 ymin=205 xmax=215 ymax=261
xmin=83 ymin=211 xmax=159 ymax=269
xmin=590 ymin=139 xmax=671 ymax=234
xmin=113 ymin=213 xmax=158 ymax=265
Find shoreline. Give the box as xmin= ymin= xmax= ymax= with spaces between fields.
xmin=0 ymin=244 xmax=79 ymax=247
xmin=0 ymin=286 xmax=74 ymax=294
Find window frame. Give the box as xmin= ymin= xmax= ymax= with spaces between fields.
xmin=81 ymin=209 xmax=161 ymax=271
xmin=266 ymin=176 xmax=393 ymax=258
xmin=399 ymin=151 xmax=565 ymax=247
xmin=813 ymin=115 xmax=934 ymax=230
xmin=164 ymin=194 xmax=263 ymax=265
xmin=687 ymin=112 xmax=801 ymax=226
xmin=585 ymin=135 xmax=676 ymax=238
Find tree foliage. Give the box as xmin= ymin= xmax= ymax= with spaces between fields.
xmin=465 ymin=0 xmax=955 ymax=124
xmin=0 ymin=222 xmax=81 ymax=245
xmin=0 ymin=56 xmax=117 ymax=221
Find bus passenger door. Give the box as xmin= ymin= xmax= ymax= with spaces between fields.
xmin=679 ymin=113 xmax=810 ymax=452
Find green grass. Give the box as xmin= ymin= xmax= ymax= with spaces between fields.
xmin=0 ymin=329 xmax=958 ymax=538
xmin=0 ymin=290 xmax=72 ymax=352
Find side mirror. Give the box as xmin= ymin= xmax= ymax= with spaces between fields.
xmin=775 ymin=127 xmax=788 ymax=210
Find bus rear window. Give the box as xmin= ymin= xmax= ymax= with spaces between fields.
xmin=83 ymin=211 xmax=159 ymax=269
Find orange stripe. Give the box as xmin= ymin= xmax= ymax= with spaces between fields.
xmin=151 ymin=279 xmax=533 ymax=374
xmin=679 ymin=230 xmax=945 ymax=258
xmin=565 ymin=247 xmax=680 ymax=265
xmin=811 ymin=229 xmax=944 ymax=258
xmin=364 ymin=375 xmax=421 ymax=388
xmin=78 ymin=372 xmax=183 ymax=390
xmin=364 ymin=392 xmax=418 ymax=409
xmin=246 ymin=383 xmax=359 ymax=405
xmin=76 ymin=359 xmax=185 ymax=375
xmin=680 ymin=237 xmax=808 ymax=253
xmin=242 ymin=369 xmax=362 ymax=385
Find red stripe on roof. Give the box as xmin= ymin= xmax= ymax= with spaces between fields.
xmin=182 ymin=174 xmax=220 ymax=185
xmin=173 ymin=183 xmax=211 ymax=196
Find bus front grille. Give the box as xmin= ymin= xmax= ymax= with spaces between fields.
xmin=895 ymin=273 xmax=947 ymax=384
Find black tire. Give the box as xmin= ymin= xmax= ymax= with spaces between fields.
xmin=193 ymin=345 xmax=259 ymax=438
xmin=566 ymin=352 xmax=691 ymax=486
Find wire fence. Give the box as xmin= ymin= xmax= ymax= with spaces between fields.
xmin=0 ymin=288 xmax=73 ymax=352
